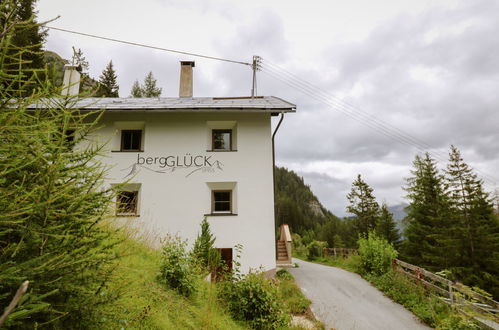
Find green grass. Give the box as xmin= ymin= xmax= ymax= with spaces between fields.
xmin=276 ymin=269 xmax=324 ymax=330
xmin=95 ymin=232 xmax=247 ymax=329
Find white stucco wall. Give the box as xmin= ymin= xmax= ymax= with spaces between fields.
xmin=94 ymin=112 xmax=277 ymax=273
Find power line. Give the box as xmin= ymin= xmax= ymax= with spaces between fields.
xmin=45 ymin=26 xmax=252 ymax=67
xmin=260 ymin=60 xmax=499 ymax=186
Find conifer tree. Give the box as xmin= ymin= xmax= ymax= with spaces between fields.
xmin=376 ymin=203 xmax=401 ymax=249
xmin=0 ymin=9 xmax=120 ymax=326
xmin=97 ymin=60 xmax=119 ymax=97
xmin=402 ymin=153 xmax=449 ymax=269
xmin=346 ymin=174 xmax=379 ymax=238
xmin=130 ymin=79 xmax=143 ymax=97
xmin=192 ymin=217 xmax=216 ymax=267
xmin=142 ymin=71 xmax=162 ymax=97
xmin=445 ymin=146 xmax=499 ymax=297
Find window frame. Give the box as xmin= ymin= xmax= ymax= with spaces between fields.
xmin=211 ymin=129 xmax=232 ymax=151
xmin=120 ymin=129 xmax=143 ymax=152
xmin=116 ymin=190 xmax=139 ymax=216
xmin=211 ymin=189 xmax=232 ymax=214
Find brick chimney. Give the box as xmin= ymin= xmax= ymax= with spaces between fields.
xmin=62 ymin=65 xmax=81 ymax=96
xmin=179 ymin=61 xmax=195 ymax=98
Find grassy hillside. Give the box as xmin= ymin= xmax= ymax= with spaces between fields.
xmin=96 ymin=230 xmax=247 ymax=329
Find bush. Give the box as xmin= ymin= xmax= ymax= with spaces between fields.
xmin=357 ymin=231 xmax=397 ymax=275
xmin=307 ymin=240 xmax=328 ymax=260
xmin=292 ymin=234 xmax=309 ymax=258
xmin=157 ymin=235 xmax=198 ymax=297
xmin=219 ymin=272 xmax=289 ymax=329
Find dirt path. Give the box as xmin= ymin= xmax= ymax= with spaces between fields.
xmin=289 ymin=258 xmax=431 ymax=330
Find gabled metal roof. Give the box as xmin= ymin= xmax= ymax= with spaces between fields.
xmin=28 ymin=96 xmax=296 ymax=113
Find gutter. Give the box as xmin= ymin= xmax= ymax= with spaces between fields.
xmin=272 ymin=112 xmax=285 ymax=230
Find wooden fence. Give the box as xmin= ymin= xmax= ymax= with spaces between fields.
xmin=392 ymin=259 xmax=499 ymax=326
xmin=323 ymin=248 xmax=357 ymax=258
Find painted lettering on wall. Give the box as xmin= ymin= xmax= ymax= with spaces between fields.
xmin=121 ymin=153 xmax=223 ymax=178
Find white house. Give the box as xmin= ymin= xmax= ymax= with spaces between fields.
xmin=59 ymin=61 xmax=296 ymax=274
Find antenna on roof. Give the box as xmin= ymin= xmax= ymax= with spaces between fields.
xmin=251 ymin=56 xmax=261 ymax=98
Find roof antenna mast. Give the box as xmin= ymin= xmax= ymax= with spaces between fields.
xmin=251 ymin=55 xmax=261 ymax=98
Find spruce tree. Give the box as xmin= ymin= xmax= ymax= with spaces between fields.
xmin=97 ymin=60 xmax=119 ymax=97
xmin=402 ymin=153 xmax=449 ymax=269
xmin=1 ymin=0 xmax=47 ymax=95
xmin=346 ymin=174 xmax=380 ymax=238
xmin=0 ymin=10 xmax=120 ymax=326
xmin=445 ymin=146 xmax=499 ymax=298
xmin=192 ymin=217 xmax=216 ymax=267
xmin=130 ymin=79 xmax=143 ymax=97
xmin=142 ymin=71 xmax=162 ymax=97
xmin=376 ymin=203 xmax=401 ymax=249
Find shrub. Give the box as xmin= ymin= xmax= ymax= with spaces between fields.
xmin=191 ymin=217 xmax=221 ymax=273
xmin=157 ymin=235 xmax=198 ymax=297
xmin=307 ymin=240 xmax=328 ymax=260
xmin=219 ymin=272 xmax=289 ymax=329
xmin=292 ymin=234 xmax=309 ymax=258
xmin=357 ymin=231 xmax=397 ymax=275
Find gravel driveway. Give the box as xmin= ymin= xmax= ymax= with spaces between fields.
xmin=289 ymin=258 xmax=431 ymax=330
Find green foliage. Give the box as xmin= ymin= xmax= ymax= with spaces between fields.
xmin=292 ymin=234 xmax=308 ymax=258
xmin=347 ymin=174 xmax=380 ymax=237
xmin=367 ymin=272 xmax=479 ymax=329
xmin=357 ymin=231 xmax=398 ymax=275
xmin=276 ymin=270 xmax=311 ymax=315
xmin=306 ymin=240 xmax=327 ymax=260
xmin=95 ymin=229 xmax=246 ymax=329
xmin=402 ymin=148 xmax=499 ymax=299
xmin=130 ymin=71 xmax=162 ymax=97
xmin=402 ymin=153 xmax=449 ymax=270
xmin=0 ymin=8 xmax=122 ymax=327
xmin=96 ymin=60 xmax=119 ymax=97
xmin=219 ymin=272 xmax=289 ymax=329
xmin=376 ymin=203 xmax=401 ymax=248
xmin=130 ymin=80 xmax=142 ymax=97
xmin=157 ymin=235 xmax=199 ymax=297
xmin=192 ymin=217 xmax=220 ymax=273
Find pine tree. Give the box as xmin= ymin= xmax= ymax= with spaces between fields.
xmin=376 ymin=203 xmax=401 ymax=249
xmin=445 ymin=146 xmax=499 ymax=298
xmin=402 ymin=153 xmax=449 ymax=269
xmin=142 ymin=71 xmax=162 ymax=97
xmin=1 ymin=0 xmax=47 ymax=95
xmin=130 ymin=80 xmax=143 ymax=97
xmin=346 ymin=174 xmax=380 ymax=238
xmin=192 ymin=217 xmax=216 ymax=267
xmin=97 ymin=60 xmax=119 ymax=97
xmin=0 ymin=10 xmax=120 ymax=326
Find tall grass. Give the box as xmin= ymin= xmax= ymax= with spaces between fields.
xmin=95 ymin=228 xmax=247 ymax=329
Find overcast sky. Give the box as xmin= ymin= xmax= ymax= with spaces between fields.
xmin=37 ymin=0 xmax=499 ymax=216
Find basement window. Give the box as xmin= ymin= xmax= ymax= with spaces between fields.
xmin=120 ymin=130 xmax=142 ymax=151
xmin=116 ymin=190 xmax=139 ymax=216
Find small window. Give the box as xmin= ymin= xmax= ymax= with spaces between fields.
xmin=212 ymin=190 xmax=232 ymax=213
xmin=116 ymin=190 xmax=138 ymax=216
xmin=121 ymin=130 xmax=142 ymax=151
xmin=212 ymin=129 xmax=232 ymax=151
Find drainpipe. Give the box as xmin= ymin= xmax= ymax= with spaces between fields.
xmin=272 ymin=113 xmax=285 ymax=230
